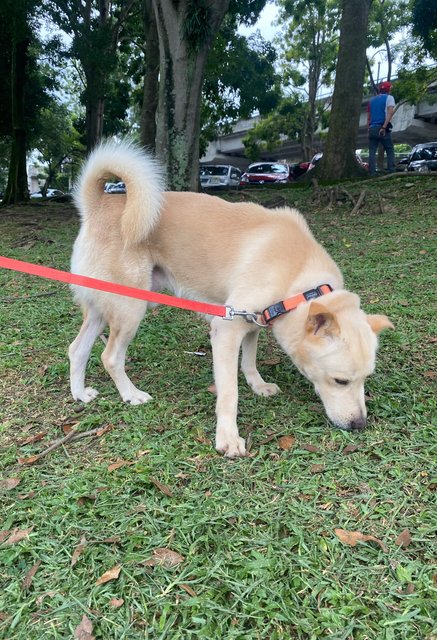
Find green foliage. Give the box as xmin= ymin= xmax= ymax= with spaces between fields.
xmin=276 ymin=0 xmax=341 ymax=158
xmin=0 ymin=2 xmax=54 ymax=141
xmin=277 ymin=0 xmax=340 ymax=89
xmin=33 ymin=100 xmax=84 ymax=190
xmin=242 ymin=94 xmax=306 ymax=161
xmin=367 ymin=0 xmax=411 ymax=51
xmin=201 ymin=29 xmax=281 ymax=154
xmin=366 ymin=0 xmax=410 ymax=90
xmin=393 ymin=65 xmax=437 ymax=105
xmin=228 ymin=0 xmax=267 ymax=26
xmin=412 ymin=0 xmax=437 ymax=57
xmin=182 ymin=0 xmax=213 ymax=53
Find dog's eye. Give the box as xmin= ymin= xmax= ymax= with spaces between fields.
xmin=334 ymin=378 xmax=349 ymax=386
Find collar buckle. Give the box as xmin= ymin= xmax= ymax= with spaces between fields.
xmin=262 ymin=284 xmax=333 ymax=324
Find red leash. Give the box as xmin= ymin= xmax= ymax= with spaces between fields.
xmin=0 ymin=255 xmax=333 ymax=325
xmin=0 ymin=255 xmax=230 ymax=319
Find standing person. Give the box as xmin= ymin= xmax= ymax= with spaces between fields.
xmin=368 ymin=81 xmax=395 ymax=176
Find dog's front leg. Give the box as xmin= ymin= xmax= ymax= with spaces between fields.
xmin=241 ymin=330 xmax=281 ymax=397
xmin=210 ymin=318 xmax=248 ymax=458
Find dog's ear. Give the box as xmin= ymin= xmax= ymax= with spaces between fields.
xmin=306 ymin=301 xmax=339 ymax=337
xmin=366 ymin=314 xmax=394 ymax=334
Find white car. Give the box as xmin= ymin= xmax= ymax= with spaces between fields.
xmin=30 ymin=189 xmax=65 ymax=199
xmin=105 ymin=182 xmax=126 ymax=193
xmin=200 ymin=165 xmax=242 ymax=189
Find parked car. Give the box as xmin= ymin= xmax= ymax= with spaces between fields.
xmin=290 ymin=162 xmax=310 ymax=179
xmin=104 ymin=182 xmax=118 ymax=192
xmin=307 ymin=153 xmax=323 ymax=172
xmin=306 ymin=153 xmax=369 ymax=172
xmin=400 ymin=142 xmax=437 ymax=172
xmin=30 ymin=188 xmax=65 ymax=199
xmin=105 ymin=181 xmax=126 ymax=193
xmin=200 ymin=165 xmax=242 ymax=189
xmin=240 ymin=162 xmax=293 ymax=186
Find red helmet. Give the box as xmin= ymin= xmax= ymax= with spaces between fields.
xmin=379 ymin=81 xmax=392 ymax=93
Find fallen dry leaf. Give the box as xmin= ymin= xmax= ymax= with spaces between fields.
xmin=402 ymin=583 xmax=415 ymax=594
xmin=136 ymin=449 xmax=152 ymax=458
xmin=107 ymin=460 xmax=133 ymax=472
xmin=36 ymin=591 xmax=57 ymax=606
xmin=0 ymin=477 xmax=21 ymax=490
xmin=74 ymin=614 xmax=95 ymax=640
xmin=310 ymin=464 xmax=325 ymax=474
xmin=96 ymin=424 xmax=113 ymax=437
xmin=62 ymin=422 xmax=80 ymax=435
xmin=278 ymin=435 xmax=295 ymax=450
xmin=343 ymin=444 xmax=359 ymax=455
xmin=22 ymin=560 xmax=41 ymax=591
xmin=77 ymin=495 xmax=96 ymax=506
xmin=395 ymin=528 xmax=412 ymax=548
xmin=300 ymin=443 xmax=320 ymax=453
xmin=18 ymin=455 xmax=41 ymax=466
xmin=150 ymin=478 xmax=173 ymax=497
xmin=17 ymin=432 xmax=47 ymax=447
xmin=71 ymin=535 xmax=87 ymax=567
xmin=144 ymin=547 xmax=184 ymax=568
xmin=2 ymin=526 xmax=34 ymax=546
xmin=0 ymin=531 xmax=11 ymax=544
xmin=17 ymin=491 xmax=36 ymax=500
xmin=180 ymin=583 xmax=197 ymax=597
xmin=101 ymin=536 xmax=122 ymax=544
xmin=335 ymin=528 xmax=387 ymax=552
xmin=95 ymin=564 xmax=121 ymax=586
xmin=109 ymin=598 xmax=124 ymax=608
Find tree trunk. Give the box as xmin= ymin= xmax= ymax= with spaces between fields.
xmin=317 ymin=0 xmax=372 ymax=180
xmin=140 ymin=0 xmax=159 ymax=151
xmin=67 ymin=0 xmax=135 ymax=152
xmin=152 ymin=0 xmax=230 ymax=191
xmin=4 ymin=36 xmax=29 ymax=204
xmin=85 ymin=79 xmax=105 ymax=151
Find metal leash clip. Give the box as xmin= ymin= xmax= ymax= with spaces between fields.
xmin=224 ymin=306 xmax=266 ymax=327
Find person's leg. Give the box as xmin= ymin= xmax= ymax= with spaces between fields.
xmin=368 ymin=128 xmax=380 ymax=176
xmin=382 ymin=133 xmax=396 ymax=172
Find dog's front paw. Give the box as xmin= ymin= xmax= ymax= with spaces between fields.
xmin=124 ymin=389 xmax=152 ymax=405
xmin=74 ymin=387 xmax=99 ymax=403
xmin=216 ymin=434 xmax=247 ymax=458
xmin=252 ymin=382 xmax=281 ymax=397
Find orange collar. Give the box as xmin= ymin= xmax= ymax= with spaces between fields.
xmin=261 ymin=284 xmax=333 ymax=324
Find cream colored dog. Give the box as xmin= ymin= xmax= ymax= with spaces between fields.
xmin=69 ymin=140 xmax=393 ymax=457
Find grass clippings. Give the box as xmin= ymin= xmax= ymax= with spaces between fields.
xmin=0 ymin=181 xmax=436 ymax=639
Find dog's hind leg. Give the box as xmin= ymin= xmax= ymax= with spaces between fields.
xmin=101 ymin=305 xmax=150 ymax=405
xmin=241 ymin=331 xmax=281 ymax=397
xmin=210 ymin=318 xmax=248 ymax=458
xmin=69 ymin=309 xmax=106 ymax=402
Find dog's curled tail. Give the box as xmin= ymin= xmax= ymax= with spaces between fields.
xmin=74 ymin=139 xmax=166 ymax=246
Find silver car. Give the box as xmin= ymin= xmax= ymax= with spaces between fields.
xmin=404 ymin=142 xmax=437 ymax=173
xmin=200 ymin=165 xmax=242 ymax=189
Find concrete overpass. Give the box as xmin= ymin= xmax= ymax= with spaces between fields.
xmin=201 ymin=86 xmax=437 ymax=168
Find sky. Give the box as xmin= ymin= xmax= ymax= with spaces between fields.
xmin=238 ymin=3 xmax=280 ymax=41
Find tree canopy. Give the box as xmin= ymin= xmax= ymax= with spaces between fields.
xmin=0 ymin=0 xmax=436 ymax=198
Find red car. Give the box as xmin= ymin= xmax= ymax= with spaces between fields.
xmin=240 ymin=162 xmax=293 ymax=186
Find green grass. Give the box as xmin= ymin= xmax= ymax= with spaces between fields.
xmin=0 ymin=180 xmax=436 ymax=639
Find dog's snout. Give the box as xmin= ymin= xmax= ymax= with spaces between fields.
xmin=349 ymin=416 xmax=367 ymax=431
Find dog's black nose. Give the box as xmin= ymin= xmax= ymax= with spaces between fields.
xmin=349 ymin=416 xmax=367 ymax=431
